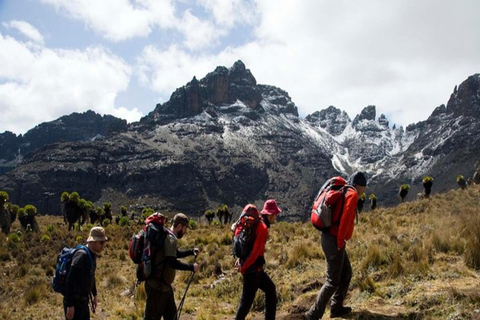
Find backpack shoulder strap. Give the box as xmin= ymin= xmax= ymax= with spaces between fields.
xmin=77 ymin=245 xmax=94 ymax=276
xmin=334 ymin=185 xmax=356 ymax=226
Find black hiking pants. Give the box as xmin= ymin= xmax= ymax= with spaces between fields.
xmin=306 ymin=232 xmax=352 ymax=319
xmin=235 ymin=269 xmax=277 ymax=320
xmin=63 ymin=297 xmax=90 ymax=320
xmin=144 ymin=282 xmax=177 ymax=320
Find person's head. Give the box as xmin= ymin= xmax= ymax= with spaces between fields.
xmin=348 ymin=171 xmax=367 ymax=195
xmin=242 ymin=204 xmax=259 ymax=216
xmin=87 ymin=226 xmax=108 ymax=254
xmin=260 ymin=199 xmax=282 ymax=224
xmin=172 ymin=213 xmax=190 ymax=239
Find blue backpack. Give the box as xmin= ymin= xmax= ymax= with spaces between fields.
xmin=52 ymin=245 xmax=93 ymax=295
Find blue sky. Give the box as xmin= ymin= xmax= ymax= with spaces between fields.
xmin=1 ymin=0 xmax=479 ymax=135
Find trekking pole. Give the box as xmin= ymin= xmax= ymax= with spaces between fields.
xmin=89 ymin=292 xmax=96 ymax=314
xmin=133 ymin=280 xmax=139 ymax=308
xmin=176 ymin=255 xmax=197 ymax=320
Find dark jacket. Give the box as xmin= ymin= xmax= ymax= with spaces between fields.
xmin=65 ymin=247 xmax=96 ymax=306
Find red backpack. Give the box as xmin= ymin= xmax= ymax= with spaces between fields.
xmin=311 ymin=176 xmax=353 ymax=231
xmin=231 ymin=204 xmax=261 ymax=259
xmin=129 ymin=213 xmax=170 ymax=282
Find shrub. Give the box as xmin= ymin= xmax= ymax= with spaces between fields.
xmin=46 ymin=224 xmax=55 ymax=233
xmin=102 ymin=219 xmax=110 ymax=227
xmin=69 ymin=191 xmax=80 ymax=203
xmin=141 ymin=208 xmax=154 ymax=219
xmin=60 ymin=191 xmax=70 ymax=202
xmin=8 ymin=233 xmax=20 ymax=243
xmin=0 ymin=190 xmax=9 ymax=202
xmin=189 ymin=219 xmax=197 ymax=230
xmin=76 ymin=236 xmax=83 ymax=243
xmin=41 ymin=235 xmax=51 ymax=243
xmin=119 ymin=216 xmax=129 ymax=226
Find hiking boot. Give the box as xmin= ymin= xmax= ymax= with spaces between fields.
xmin=330 ymin=306 xmax=352 ymax=318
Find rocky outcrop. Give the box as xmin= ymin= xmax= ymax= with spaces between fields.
xmin=305 ymin=106 xmax=349 ymax=136
xmin=0 ymin=111 xmax=127 ymax=174
xmin=141 ymin=60 xmax=269 ymax=127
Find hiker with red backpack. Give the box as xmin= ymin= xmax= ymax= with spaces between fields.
xmin=305 ymin=172 xmax=367 ymax=319
xmin=64 ymin=227 xmax=108 ymax=320
xmin=233 ymin=200 xmax=281 ymax=320
xmin=143 ymin=213 xmax=200 ymax=320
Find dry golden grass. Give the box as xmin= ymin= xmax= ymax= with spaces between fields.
xmin=0 ymin=185 xmax=479 ymax=319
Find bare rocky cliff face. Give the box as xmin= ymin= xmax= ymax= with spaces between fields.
xmin=0 ymin=61 xmax=479 ymax=220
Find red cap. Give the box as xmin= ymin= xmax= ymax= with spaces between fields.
xmin=260 ymin=199 xmax=282 ymax=215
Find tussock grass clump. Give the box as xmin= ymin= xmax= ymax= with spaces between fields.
xmin=285 ymin=241 xmax=323 ymax=268
xmin=24 ymin=286 xmax=41 ymax=305
xmin=461 ymin=213 xmax=480 ymax=270
xmin=360 ymin=244 xmax=387 ymax=273
xmin=356 ymin=274 xmax=376 ymax=293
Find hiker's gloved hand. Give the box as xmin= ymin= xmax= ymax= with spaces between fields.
xmin=193 ymin=248 xmax=200 ymax=257
xmin=66 ymin=306 xmax=74 ymax=320
xmin=193 ymin=263 xmax=200 ymax=273
xmin=234 ymin=259 xmax=241 ymax=272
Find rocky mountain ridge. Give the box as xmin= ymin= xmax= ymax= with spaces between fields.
xmin=1 ymin=61 xmax=479 ymax=219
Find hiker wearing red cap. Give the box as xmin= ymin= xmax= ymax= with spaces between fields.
xmin=305 ymin=172 xmax=367 ymax=319
xmin=234 ymin=200 xmax=281 ymax=320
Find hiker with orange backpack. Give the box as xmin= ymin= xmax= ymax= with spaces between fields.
xmin=143 ymin=213 xmax=200 ymax=320
xmin=64 ymin=227 xmax=108 ymax=320
xmin=305 ymin=172 xmax=367 ymax=319
xmin=233 ymin=200 xmax=281 ymax=320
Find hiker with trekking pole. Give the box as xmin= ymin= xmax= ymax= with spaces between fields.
xmin=143 ymin=213 xmax=200 ymax=320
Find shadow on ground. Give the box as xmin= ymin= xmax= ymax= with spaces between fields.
xmin=277 ymin=309 xmax=424 ymax=320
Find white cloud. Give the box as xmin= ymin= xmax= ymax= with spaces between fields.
xmin=0 ymin=33 xmax=134 ymax=134
xmin=133 ymin=0 xmax=480 ymax=129
xmin=197 ymin=0 xmax=258 ymax=28
xmin=3 ymin=0 xmax=480 ymax=135
xmin=41 ymin=0 xmax=177 ymax=41
xmin=178 ymin=10 xmax=222 ymax=50
xmin=3 ymin=20 xmax=45 ymax=44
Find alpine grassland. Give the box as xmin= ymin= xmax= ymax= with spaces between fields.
xmin=0 ymin=185 xmax=479 ymax=319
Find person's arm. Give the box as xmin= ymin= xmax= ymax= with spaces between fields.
xmin=177 ymin=248 xmax=197 ymax=258
xmin=336 ymin=189 xmax=358 ymax=249
xmin=166 ymin=256 xmax=195 ymax=271
xmin=240 ymin=222 xmax=268 ymax=274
